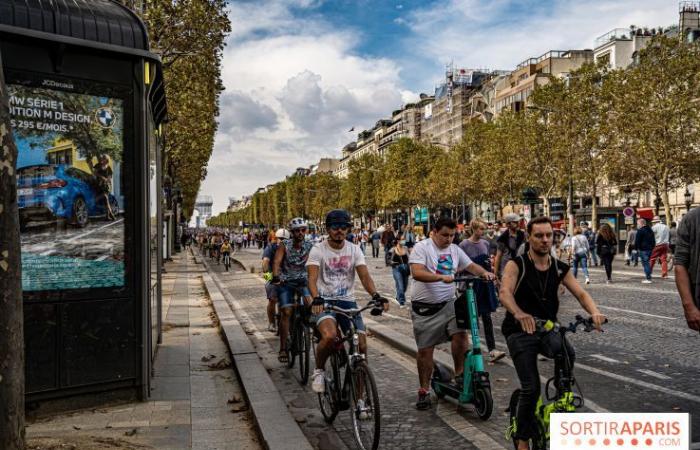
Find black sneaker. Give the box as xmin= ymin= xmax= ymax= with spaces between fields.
xmin=416 ymin=389 xmax=431 ymax=410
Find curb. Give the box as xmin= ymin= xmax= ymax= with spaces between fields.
xmin=200 ymin=261 xmax=314 ymax=450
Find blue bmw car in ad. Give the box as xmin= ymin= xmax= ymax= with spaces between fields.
xmin=18 ymin=164 xmax=119 ymax=229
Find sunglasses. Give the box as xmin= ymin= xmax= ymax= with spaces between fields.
xmin=329 ymin=224 xmax=350 ymax=231
xmin=292 ymin=228 xmax=307 ymax=233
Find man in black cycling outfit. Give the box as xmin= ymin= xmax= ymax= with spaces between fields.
xmin=499 ymin=216 xmax=606 ymax=450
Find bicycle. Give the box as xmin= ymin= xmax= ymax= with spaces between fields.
xmin=505 ymin=315 xmax=607 ymax=450
xmin=284 ymin=281 xmax=312 ymax=385
xmin=315 ymin=298 xmax=384 ymax=450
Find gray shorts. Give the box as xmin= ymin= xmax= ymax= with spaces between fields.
xmin=265 ymin=282 xmax=277 ymax=301
xmin=411 ymin=299 xmax=466 ymax=349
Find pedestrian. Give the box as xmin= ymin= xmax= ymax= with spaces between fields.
xmin=571 ymin=227 xmax=591 ymax=284
xmin=674 ymin=207 xmax=700 ymax=331
xmin=625 ymin=225 xmax=638 ymax=266
xmin=458 ymin=218 xmax=505 ymax=362
xmin=360 ymin=228 xmax=368 ymax=255
xmin=390 ymin=237 xmax=410 ymax=308
xmin=381 ymin=224 xmax=396 ymax=266
xmin=370 ymin=228 xmax=381 ymax=258
xmin=596 ymin=223 xmax=618 ymax=283
xmin=650 ymin=216 xmax=670 ymax=278
xmin=582 ymin=222 xmax=598 ymax=267
xmin=494 ymin=213 xmax=526 ymax=280
xmin=635 ymin=218 xmax=656 ymax=284
xmin=669 ymin=221 xmax=677 ymax=270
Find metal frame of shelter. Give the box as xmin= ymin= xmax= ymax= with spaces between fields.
xmin=1 ymin=0 xmax=167 ymax=402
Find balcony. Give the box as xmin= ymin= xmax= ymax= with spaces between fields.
xmin=595 ymin=28 xmax=632 ymax=48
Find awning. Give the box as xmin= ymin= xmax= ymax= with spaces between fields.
xmin=636 ymin=208 xmax=654 ymax=220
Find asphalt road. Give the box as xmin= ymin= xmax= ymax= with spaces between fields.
xmin=210 ymin=246 xmax=700 ymax=448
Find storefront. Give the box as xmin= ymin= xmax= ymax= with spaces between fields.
xmin=1 ymin=0 xmax=166 ymax=401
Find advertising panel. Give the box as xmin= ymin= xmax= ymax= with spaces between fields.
xmin=9 ymin=82 xmax=125 ymax=292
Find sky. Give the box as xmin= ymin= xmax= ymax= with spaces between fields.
xmin=200 ymin=0 xmax=678 ymax=215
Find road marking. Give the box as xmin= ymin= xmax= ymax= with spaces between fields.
xmin=593 ymin=283 xmax=679 ymax=296
xmin=590 ymin=354 xmax=621 ymax=364
xmin=66 ymin=218 xmax=124 ymax=243
xmin=636 ymin=369 xmax=672 ymax=380
xmin=597 ymin=305 xmax=678 ymax=320
xmin=587 ymin=267 xmax=675 ymax=280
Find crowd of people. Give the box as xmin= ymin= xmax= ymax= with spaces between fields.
xmin=185 ymin=206 xmax=700 ymax=450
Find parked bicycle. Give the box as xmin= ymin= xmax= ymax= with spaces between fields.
xmin=506 ymin=315 xmax=608 ymax=450
xmin=316 ymin=298 xmax=384 ymax=450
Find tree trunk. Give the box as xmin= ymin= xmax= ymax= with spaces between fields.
xmin=661 ymin=178 xmax=673 ymax=223
xmin=0 ymin=51 xmax=26 ymax=450
xmin=591 ymin=185 xmax=598 ymax=232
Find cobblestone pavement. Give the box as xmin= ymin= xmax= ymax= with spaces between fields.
xmin=225 ymin=246 xmax=700 ymax=446
xmin=27 ymin=253 xmax=262 ymax=450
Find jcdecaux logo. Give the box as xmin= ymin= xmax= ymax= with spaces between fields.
xmin=550 ymin=413 xmax=689 ymax=450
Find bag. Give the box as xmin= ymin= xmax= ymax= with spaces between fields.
xmin=411 ymin=301 xmax=447 ymax=317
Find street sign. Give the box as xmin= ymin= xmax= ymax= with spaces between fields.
xmin=623 ymin=207 xmax=635 ymax=217
xmin=625 ymin=216 xmax=634 ymax=225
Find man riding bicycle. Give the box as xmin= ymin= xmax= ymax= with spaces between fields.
xmin=307 ymin=209 xmax=389 ymax=394
xmin=263 ymin=228 xmax=290 ymax=332
xmin=272 ymin=218 xmax=314 ymax=364
xmin=499 ymin=216 xmax=606 ymax=450
xmin=220 ymin=238 xmax=233 ymax=270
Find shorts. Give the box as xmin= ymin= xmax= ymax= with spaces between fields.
xmin=315 ymin=300 xmax=366 ymax=335
xmin=411 ymin=298 xmax=465 ymax=349
xmin=669 ymin=244 xmax=676 ymax=255
xmin=277 ymin=281 xmax=310 ymax=309
xmin=265 ymin=282 xmax=277 ymax=301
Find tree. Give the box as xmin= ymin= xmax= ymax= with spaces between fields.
xmin=0 ymin=52 xmax=25 ymax=450
xmin=608 ymin=35 xmax=700 ymax=221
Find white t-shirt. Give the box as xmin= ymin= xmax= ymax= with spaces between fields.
xmin=306 ymin=240 xmax=366 ymax=302
xmin=408 ymin=238 xmax=472 ymax=304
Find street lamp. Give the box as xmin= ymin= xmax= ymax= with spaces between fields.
xmin=684 ymin=187 xmax=693 ymax=212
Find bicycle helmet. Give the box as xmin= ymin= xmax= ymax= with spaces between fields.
xmin=325 ymin=209 xmax=352 ymax=228
xmin=289 ymin=217 xmax=308 ymax=230
xmin=275 ymin=228 xmax=290 ymax=239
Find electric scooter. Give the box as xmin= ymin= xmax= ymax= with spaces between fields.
xmin=431 ymin=275 xmax=493 ymax=420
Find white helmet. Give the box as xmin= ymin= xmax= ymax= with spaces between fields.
xmin=289 ymin=217 xmax=308 ymax=230
xmin=275 ymin=228 xmax=290 ymax=239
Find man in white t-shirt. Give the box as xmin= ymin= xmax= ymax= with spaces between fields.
xmin=409 ymin=217 xmax=496 ymax=410
xmin=307 ymin=209 xmax=389 ymax=394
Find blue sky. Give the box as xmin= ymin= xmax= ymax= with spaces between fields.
xmin=199 ymin=0 xmax=678 ymax=215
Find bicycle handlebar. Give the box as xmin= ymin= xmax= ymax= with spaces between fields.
xmin=535 ymin=315 xmax=609 ymax=333
xmin=322 ymin=299 xmax=381 ymax=318
xmin=452 ymin=275 xmax=494 ymax=283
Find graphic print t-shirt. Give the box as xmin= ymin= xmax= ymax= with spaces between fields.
xmin=306 ymin=240 xmax=366 ymax=302
xmin=408 ymin=238 xmax=472 ymax=304
xmin=281 ymin=240 xmax=313 ymax=281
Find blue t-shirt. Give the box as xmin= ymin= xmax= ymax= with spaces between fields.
xmin=262 ymin=242 xmax=278 ymax=261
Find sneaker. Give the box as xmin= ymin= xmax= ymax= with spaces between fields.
xmin=356 ymin=399 xmax=369 ymax=420
xmin=489 ymin=350 xmax=507 ymax=362
xmin=400 ymin=304 xmax=406 ymax=309
xmin=416 ymin=388 xmax=431 ymax=410
xmin=585 ymin=277 xmax=590 ymax=285
xmin=267 ymin=323 xmax=277 ymax=333
xmin=642 ymin=279 xmax=652 ymax=284
xmin=312 ymin=369 xmax=325 ymax=393
xmin=605 ymin=279 xmax=611 ymax=284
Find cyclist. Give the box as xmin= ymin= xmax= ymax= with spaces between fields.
xmin=499 ymin=216 xmax=606 ymax=450
xmin=220 ymin=238 xmax=233 ymax=271
xmin=272 ymin=218 xmax=314 ymax=364
xmin=409 ymin=217 xmax=496 ymax=410
xmin=307 ymin=209 xmax=389 ymax=394
xmin=262 ymin=228 xmax=290 ymax=332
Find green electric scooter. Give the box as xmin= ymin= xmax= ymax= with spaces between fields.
xmin=431 ymin=275 xmax=493 ymax=420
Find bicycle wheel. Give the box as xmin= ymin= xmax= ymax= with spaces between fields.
xmin=298 ymin=323 xmax=310 ymax=385
xmin=349 ymin=361 xmax=381 ymax=450
xmin=319 ymin=352 xmax=340 ymax=423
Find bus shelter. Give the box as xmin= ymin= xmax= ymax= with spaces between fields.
xmin=1 ymin=0 xmax=167 ymax=402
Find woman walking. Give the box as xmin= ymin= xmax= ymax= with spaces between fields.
xmin=458 ymin=219 xmax=505 ymax=362
xmin=596 ymin=223 xmax=618 ymax=283
xmin=390 ymin=238 xmax=410 ymax=308
xmin=572 ymin=227 xmax=591 ymax=284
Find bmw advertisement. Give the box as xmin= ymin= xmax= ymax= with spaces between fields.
xmin=8 ymin=82 xmax=125 ymax=292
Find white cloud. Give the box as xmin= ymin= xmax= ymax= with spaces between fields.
xmin=202 ymin=2 xmax=412 ymax=214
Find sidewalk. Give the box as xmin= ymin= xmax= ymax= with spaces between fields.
xmin=27 ymin=252 xmax=262 ymax=450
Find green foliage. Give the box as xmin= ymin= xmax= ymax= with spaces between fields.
xmin=140 ymin=0 xmax=230 ymax=217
